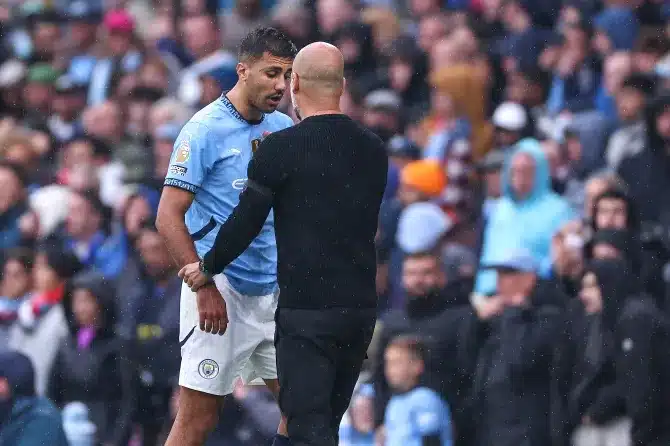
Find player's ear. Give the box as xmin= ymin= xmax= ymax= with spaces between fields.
xmin=236 ymin=62 xmax=249 ymax=81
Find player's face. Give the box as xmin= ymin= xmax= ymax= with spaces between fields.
xmin=244 ymin=52 xmax=293 ymax=113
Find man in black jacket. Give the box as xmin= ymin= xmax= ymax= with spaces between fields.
xmin=467 ymin=249 xmax=564 ymax=446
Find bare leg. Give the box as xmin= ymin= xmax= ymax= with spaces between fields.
xmin=164 ymin=386 xmax=223 ymax=446
xmin=263 ymin=378 xmax=289 ymax=437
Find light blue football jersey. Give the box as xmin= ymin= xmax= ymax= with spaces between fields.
xmin=164 ymin=95 xmax=294 ymax=296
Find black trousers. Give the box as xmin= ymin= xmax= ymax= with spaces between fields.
xmin=275 ymin=307 xmax=376 ymax=446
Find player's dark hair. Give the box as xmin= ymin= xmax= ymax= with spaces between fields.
xmin=238 ymin=27 xmax=297 ymax=63
xmin=387 ymin=334 xmax=426 ymax=362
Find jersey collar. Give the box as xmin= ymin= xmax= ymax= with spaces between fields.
xmin=220 ymin=93 xmax=265 ymax=125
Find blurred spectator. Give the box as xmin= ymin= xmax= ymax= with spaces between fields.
xmin=48 ymin=272 xmax=135 ymax=446
xmin=553 ymin=259 xmax=634 ymax=446
xmin=561 ymin=111 xmax=612 ymax=214
xmin=0 ymin=350 xmax=69 ymax=446
xmin=46 ymin=188 xmax=127 ymax=279
xmin=490 ymin=101 xmax=528 ymax=152
xmin=0 ymin=162 xmax=39 ymax=249
xmin=382 ymin=335 xmax=453 ymax=446
xmin=88 ymin=9 xmax=142 ymax=105
xmin=339 ymin=384 xmax=375 ymax=446
xmin=468 ymin=249 xmax=564 ymax=446
xmin=48 ymin=75 xmax=87 ymax=144
xmin=617 ymin=293 xmax=670 ymax=446
xmin=373 ymin=251 xmax=472 ymax=443
xmin=476 ymin=139 xmax=574 ymax=295
xmin=0 ymin=248 xmax=33 ymax=348
xmin=178 ymin=14 xmax=237 ymax=107
xmin=9 ymin=245 xmax=82 ymax=395
xmin=362 ymin=89 xmax=402 ymax=137
xmin=116 ymin=223 xmax=180 ymax=445
xmin=606 ymin=73 xmax=655 ymax=168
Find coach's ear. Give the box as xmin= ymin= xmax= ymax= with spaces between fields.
xmin=291 ymin=72 xmax=300 ymax=93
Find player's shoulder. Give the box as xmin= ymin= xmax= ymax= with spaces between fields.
xmin=263 ymin=110 xmax=295 ymax=132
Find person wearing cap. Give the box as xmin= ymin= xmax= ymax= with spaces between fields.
xmin=0 ymin=351 xmax=69 ymax=446
xmin=48 ymin=75 xmax=87 ymax=144
xmin=476 ymin=149 xmax=506 ymax=222
xmin=398 ymin=159 xmax=447 ymax=206
xmin=467 ymin=248 xmax=564 ymax=446
xmin=363 ymin=89 xmax=403 ymax=137
xmin=491 ymin=101 xmax=528 ymax=152
xmin=88 ymin=9 xmax=142 ymax=105
xmin=66 ymin=1 xmax=103 ymax=86
xmin=386 ymin=134 xmax=421 ymax=169
xmin=475 ymin=139 xmax=574 ymax=295
xmin=23 ymin=63 xmax=59 ymax=120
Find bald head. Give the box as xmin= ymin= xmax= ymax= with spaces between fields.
xmin=294 ymin=42 xmax=345 ymax=94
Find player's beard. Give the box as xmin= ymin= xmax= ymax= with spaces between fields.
xmin=290 ymin=78 xmax=302 ymax=121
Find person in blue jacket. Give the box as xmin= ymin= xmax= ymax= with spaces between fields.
xmin=0 ymin=350 xmax=69 ymax=446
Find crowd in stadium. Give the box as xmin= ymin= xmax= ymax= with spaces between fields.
xmin=1 ymin=0 xmax=670 ymax=445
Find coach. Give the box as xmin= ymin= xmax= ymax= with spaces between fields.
xmin=180 ymin=42 xmax=388 ymax=446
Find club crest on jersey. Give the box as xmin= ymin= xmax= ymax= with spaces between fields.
xmin=251 ymin=131 xmax=273 ymax=155
xmin=175 ymin=140 xmax=191 ymax=164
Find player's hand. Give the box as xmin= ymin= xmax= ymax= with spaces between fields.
xmin=196 ymin=285 xmax=228 ymax=335
xmin=179 ymin=262 xmax=211 ymax=292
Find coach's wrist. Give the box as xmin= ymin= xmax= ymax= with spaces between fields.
xmin=198 ymin=259 xmax=215 ymax=283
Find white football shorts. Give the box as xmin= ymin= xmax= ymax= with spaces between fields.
xmin=178 ymin=274 xmax=278 ymax=396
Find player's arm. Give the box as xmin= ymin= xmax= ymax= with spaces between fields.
xmin=202 ymin=133 xmax=289 ymax=275
xmin=156 ymin=187 xmax=199 ymax=267
xmin=156 ymin=122 xmax=212 ymax=269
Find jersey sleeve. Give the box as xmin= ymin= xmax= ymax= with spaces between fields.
xmin=247 ymin=132 xmax=290 ymax=193
xmin=164 ymin=121 xmax=214 ymax=193
xmin=412 ymin=390 xmax=449 ymax=436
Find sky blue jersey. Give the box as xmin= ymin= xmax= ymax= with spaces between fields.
xmin=385 ymin=387 xmax=453 ymax=446
xmin=164 ymin=95 xmax=293 ymax=296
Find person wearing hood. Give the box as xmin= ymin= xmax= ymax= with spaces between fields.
xmin=9 ymin=244 xmax=83 ymax=396
xmin=332 ymin=21 xmax=379 ymax=91
xmin=616 ymin=286 xmax=670 ymax=446
xmin=475 ymin=138 xmax=574 ymax=295
xmin=48 ymin=271 xmax=135 ymax=446
xmin=592 ymin=6 xmax=640 ymax=58
xmin=553 ymin=259 xmax=635 ymax=446
xmin=0 ymin=350 xmax=69 ymax=446
xmin=617 ymin=93 xmax=670 ymax=224
xmin=561 ymin=111 xmax=613 ymax=215
xmin=382 ymin=36 xmax=430 ymax=115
